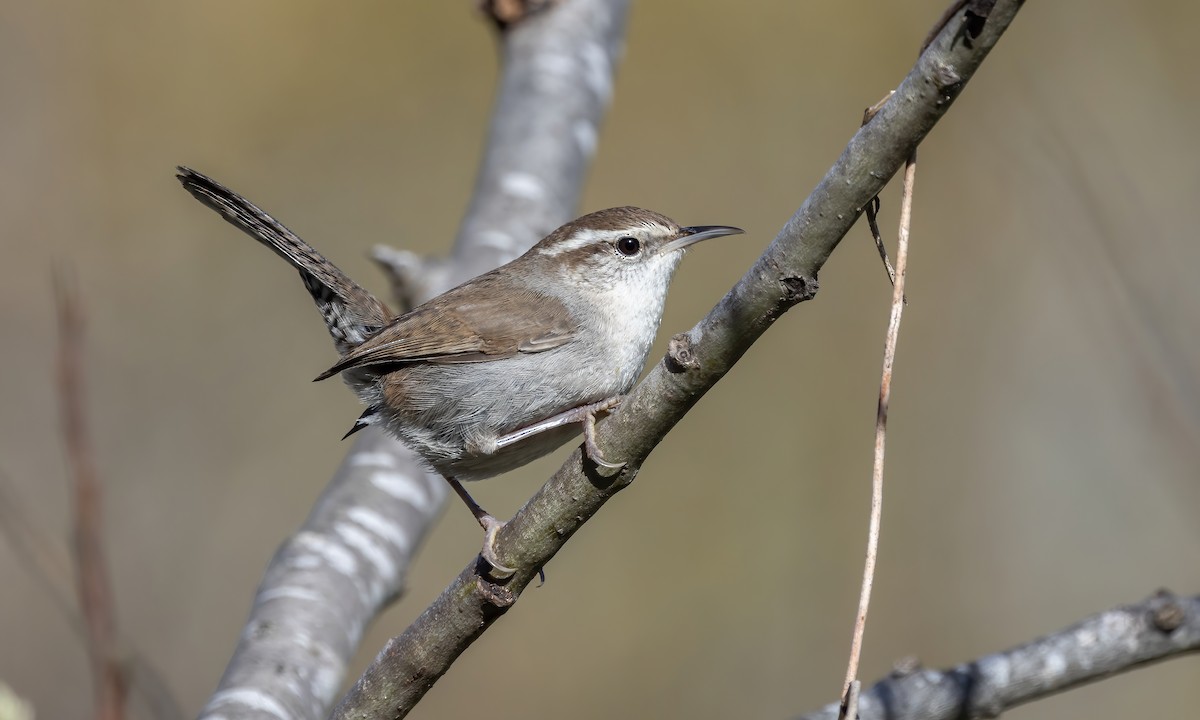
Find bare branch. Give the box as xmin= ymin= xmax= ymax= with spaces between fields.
xmin=54 ymin=266 xmax=128 ymax=720
xmin=198 ymin=1 xmax=630 ymax=718
xmin=802 ymin=590 xmax=1200 ymax=720
xmin=331 ymin=3 xmax=1026 ymax=718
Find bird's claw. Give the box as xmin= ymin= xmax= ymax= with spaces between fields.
xmin=584 ymin=406 xmax=627 ymax=475
xmin=479 ymin=514 xmax=516 ymax=578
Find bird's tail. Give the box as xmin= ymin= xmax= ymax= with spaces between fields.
xmin=177 ymin=166 xmax=391 ymax=354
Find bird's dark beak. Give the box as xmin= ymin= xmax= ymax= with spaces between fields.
xmin=662 ymin=225 xmax=744 ymax=254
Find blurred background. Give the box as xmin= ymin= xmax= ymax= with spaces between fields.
xmin=2 ymin=1 xmax=1198 ymax=718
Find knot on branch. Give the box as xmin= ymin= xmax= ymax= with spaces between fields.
xmin=933 ymin=62 xmax=964 ymax=95
xmin=890 ymin=655 xmax=922 ymax=677
xmin=1150 ymin=589 xmax=1185 ymax=633
xmin=476 ymin=577 xmax=517 ymax=617
xmin=478 ymin=0 xmax=560 ymax=30
xmin=666 ymin=333 xmax=699 ymax=373
xmin=964 ymin=0 xmax=997 ymax=40
xmin=780 ymin=275 xmax=818 ymax=306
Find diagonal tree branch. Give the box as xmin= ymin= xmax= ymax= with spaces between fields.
xmin=799 ymin=590 xmax=1200 ymax=720
xmin=331 ymin=2 xmax=1026 ymax=718
xmin=197 ymin=2 xmax=630 ymax=719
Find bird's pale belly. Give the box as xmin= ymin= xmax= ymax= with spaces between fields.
xmin=359 ymin=347 xmax=639 ymax=481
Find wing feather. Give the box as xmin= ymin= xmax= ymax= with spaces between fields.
xmin=314 ymin=272 xmax=576 ymax=380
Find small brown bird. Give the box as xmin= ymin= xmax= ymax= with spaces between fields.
xmin=177 ymin=167 xmax=741 ymax=573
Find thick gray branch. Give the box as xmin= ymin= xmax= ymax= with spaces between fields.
xmin=330 ymin=3 xmax=1025 ymax=719
xmin=199 ymin=432 xmax=444 ymax=720
xmin=800 ymin=590 xmax=1200 ymax=720
xmin=197 ymin=1 xmax=629 ymax=718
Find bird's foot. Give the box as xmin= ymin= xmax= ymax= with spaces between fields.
xmin=582 ymin=396 xmax=626 ymax=475
xmin=478 ymin=513 xmax=516 ymax=579
xmin=444 ymin=475 xmax=517 ymax=578
xmin=491 ymin=395 xmax=627 ymax=474
xmin=583 ymin=410 xmax=625 ymax=474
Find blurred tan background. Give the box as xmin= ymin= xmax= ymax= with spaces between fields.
xmin=2 ymin=1 xmax=1198 ymax=718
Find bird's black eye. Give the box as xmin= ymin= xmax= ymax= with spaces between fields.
xmin=616 ymin=236 xmax=641 ymax=256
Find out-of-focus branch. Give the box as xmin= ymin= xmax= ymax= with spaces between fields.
xmin=0 ymin=470 xmax=78 ymax=628
xmin=331 ymin=3 xmax=1025 ymax=718
xmin=801 ymin=590 xmax=1200 ymax=720
xmin=0 ymin=466 xmax=193 ymax=720
xmin=54 ymin=267 xmax=128 ymax=720
xmin=197 ymin=2 xmax=630 ymax=719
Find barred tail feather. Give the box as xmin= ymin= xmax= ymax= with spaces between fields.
xmin=177 ymin=166 xmax=391 ymax=353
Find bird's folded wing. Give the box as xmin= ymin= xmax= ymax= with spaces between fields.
xmin=315 ymin=274 xmax=576 ymax=379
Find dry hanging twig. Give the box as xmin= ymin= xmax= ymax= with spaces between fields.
xmin=840 ymin=152 xmax=917 ymax=720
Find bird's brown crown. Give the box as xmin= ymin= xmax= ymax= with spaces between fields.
xmin=535 ymin=206 xmax=677 ymax=247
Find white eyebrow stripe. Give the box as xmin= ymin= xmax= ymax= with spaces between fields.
xmin=538 ymin=227 xmax=612 ymax=256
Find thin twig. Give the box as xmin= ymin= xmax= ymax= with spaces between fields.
xmin=839 ymin=152 xmax=916 ymax=720
xmin=864 ymin=197 xmax=898 ymax=286
xmin=862 ymin=93 xmax=904 ymax=298
xmin=55 ymin=266 xmax=128 ymax=720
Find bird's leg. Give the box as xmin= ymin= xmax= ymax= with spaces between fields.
xmin=444 ymin=475 xmax=515 ymax=577
xmin=456 ymin=397 xmax=625 ymax=577
xmin=494 ymin=396 xmax=626 ymax=471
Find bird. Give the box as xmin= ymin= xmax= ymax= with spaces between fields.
xmin=177 ymin=166 xmax=742 ymax=574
